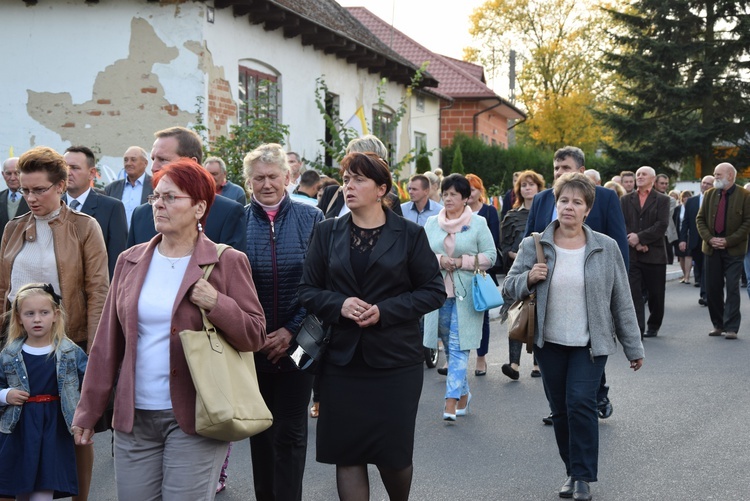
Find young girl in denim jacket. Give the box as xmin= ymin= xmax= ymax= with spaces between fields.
xmin=0 ymin=283 xmax=87 ymax=501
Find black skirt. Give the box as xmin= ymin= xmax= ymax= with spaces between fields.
xmin=316 ymin=345 xmax=423 ymax=469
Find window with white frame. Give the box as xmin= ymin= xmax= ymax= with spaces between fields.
xmin=238 ymin=65 xmax=279 ymax=125
xmin=372 ymin=107 xmax=397 ymax=166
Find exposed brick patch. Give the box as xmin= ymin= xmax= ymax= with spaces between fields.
xmin=61 ymin=122 xmax=75 ymax=128
xmin=87 ymin=110 xmax=102 ymax=116
xmin=141 ymin=87 xmax=157 ymax=94
xmin=97 ymin=99 xmax=111 ymax=105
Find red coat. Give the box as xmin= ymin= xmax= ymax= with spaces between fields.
xmin=73 ymin=233 xmax=266 ymax=435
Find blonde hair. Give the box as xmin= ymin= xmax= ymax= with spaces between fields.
xmin=243 ymin=143 xmax=289 ymax=183
xmin=604 ymin=181 xmax=626 ymax=198
xmin=6 ymin=283 xmax=67 ymax=353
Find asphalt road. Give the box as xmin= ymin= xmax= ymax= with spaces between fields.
xmin=85 ymin=273 xmax=750 ymax=500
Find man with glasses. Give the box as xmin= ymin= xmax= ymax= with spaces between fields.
xmin=126 ymin=127 xmax=246 ymax=249
xmin=0 ymin=157 xmax=29 ymax=239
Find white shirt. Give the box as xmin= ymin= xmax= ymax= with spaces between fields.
xmin=543 ymin=244 xmax=589 ymax=346
xmin=135 ymin=248 xmax=190 ymax=410
xmin=66 ymin=188 xmax=91 ymax=211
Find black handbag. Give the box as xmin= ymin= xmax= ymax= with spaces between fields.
xmin=288 ymin=218 xmax=336 ymax=371
xmin=288 ymin=314 xmax=330 ymax=371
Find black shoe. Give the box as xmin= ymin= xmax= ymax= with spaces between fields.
xmin=573 ymin=480 xmax=591 ymax=501
xmin=530 ymin=369 xmax=542 ymax=378
xmin=698 ymin=298 xmax=707 ymax=306
xmin=543 ymin=413 xmax=553 ymax=425
xmin=501 ymin=363 xmax=520 ymax=380
xmin=437 ymin=367 xmax=448 ymax=376
xmin=694 ymin=282 xmax=700 ymax=288
xmin=597 ymin=397 xmax=613 ymax=419
xmin=559 ymin=477 xmax=574 ymax=498
xmin=643 ymin=329 xmax=658 ymax=338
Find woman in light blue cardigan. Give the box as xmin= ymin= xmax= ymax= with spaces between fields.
xmin=423 ymin=174 xmax=496 ymax=421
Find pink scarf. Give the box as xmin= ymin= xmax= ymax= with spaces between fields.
xmin=437 ymin=205 xmax=473 ymax=258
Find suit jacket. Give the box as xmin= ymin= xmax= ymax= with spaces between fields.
xmin=72 ymin=233 xmax=266 ymax=435
xmin=525 ymin=186 xmax=629 ymax=267
xmin=621 ymin=189 xmax=670 ymax=264
xmin=104 ymin=174 xmax=154 ymax=204
xmin=219 ymin=180 xmax=247 ymax=206
xmin=318 ymin=184 xmax=403 ymax=219
xmin=0 ymin=189 xmax=29 ymax=240
xmin=696 ymin=185 xmax=750 ymax=256
xmin=299 ymin=209 xmax=446 ymax=368
xmin=77 ymin=190 xmax=128 ymax=278
xmin=679 ymin=194 xmax=702 ymax=251
xmin=127 ymin=195 xmax=247 ymax=250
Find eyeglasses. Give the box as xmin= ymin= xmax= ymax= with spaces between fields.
xmin=20 ymin=185 xmax=54 ymax=197
xmin=147 ymin=193 xmax=193 ymax=205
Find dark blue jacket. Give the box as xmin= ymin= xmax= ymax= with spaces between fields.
xmin=245 ymin=196 xmax=323 ymax=372
xmin=525 ymin=185 xmax=629 ymax=268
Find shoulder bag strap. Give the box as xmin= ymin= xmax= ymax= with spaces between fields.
xmin=198 ymin=244 xmax=230 ymax=331
xmin=532 ymin=232 xmax=544 ymax=263
xmin=326 ymin=187 xmax=343 ymax=215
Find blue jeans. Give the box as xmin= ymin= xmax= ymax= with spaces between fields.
xmin=438 ymin=299 xmax=469 ymax=400
xmin=534 ymin=342 xmax=607 ymax=482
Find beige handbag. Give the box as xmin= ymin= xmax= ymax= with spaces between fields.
xmin=179 ymin=244 xmax=273 ymax=441
xmin=507 ymin=233 xmax=543 ymax=354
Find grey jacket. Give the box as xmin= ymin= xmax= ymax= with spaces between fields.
xmin=0 ymin=337 xmax=87 ymax=433
xmin=503 ymin=222 xmax=644 ymax=361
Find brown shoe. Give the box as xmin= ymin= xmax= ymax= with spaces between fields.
xmin=725 ymin=331 xmax=738 ymax=339
xmin=708 ymin=328 xmax=723 ymax=336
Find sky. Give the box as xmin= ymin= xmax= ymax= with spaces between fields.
xmin=336 ymin=0 xmax=486 ymax=61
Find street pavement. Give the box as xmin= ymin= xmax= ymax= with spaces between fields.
xmin=85 ymin=268 xmax=750 ymax=500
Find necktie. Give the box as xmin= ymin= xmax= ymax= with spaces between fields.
xmin=70 ymin=199 xmax=81 ymax=211
xmin=714 ymin=191 xmax=726 ymax=235
xmin=9 ymin=192 xmax=17 ymax=203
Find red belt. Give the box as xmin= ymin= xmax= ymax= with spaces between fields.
xmin=27 ymin=395 xmax=60 ymax=403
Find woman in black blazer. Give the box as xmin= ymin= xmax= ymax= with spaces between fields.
xmin=299 ymin=152 xmax=445 ymax=501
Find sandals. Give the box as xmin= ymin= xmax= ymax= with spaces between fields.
xmin=310 ymin=402 xmax=320 ymax=418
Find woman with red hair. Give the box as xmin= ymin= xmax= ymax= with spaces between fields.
xmin=72 ymin=158 xmax=266 ymax=500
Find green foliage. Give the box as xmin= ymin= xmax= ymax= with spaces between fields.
xmin=451 ymin=145 xmax=465 ymax=175
xmin=415 ymin=144 xmax=432 ymax=173
xmin=442 ymin=132 xmax=616 ymax=190
xmin=599 ymin=0 xmax=750 ymax=175
xmin=192 ymin=96 xmax=290 ymax=185
xmin=309 ymin=65 xmax=427 ymax=179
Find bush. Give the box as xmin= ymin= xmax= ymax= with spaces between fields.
xmin=451 ymin=145 xmax=465 ymax=174
xmin=415 ymin=144 xmax=431 ymax=173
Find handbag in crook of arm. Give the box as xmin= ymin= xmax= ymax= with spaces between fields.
xmin=288 ymin=218 xmax=337 ymax=371
xmin=472 ymin=254 xmax=504 ymax=311
xmin=507 ymin=233 xmax=544 ymax=354
xmin=179 ymin=244 xmax=273 ymax=442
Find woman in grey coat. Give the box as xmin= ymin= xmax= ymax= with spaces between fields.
xmin=503 ymin=173 xmax=644 ymax=501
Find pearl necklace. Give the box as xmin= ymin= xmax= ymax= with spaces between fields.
xmin=160 ymin=244 xmax=194 ymax=269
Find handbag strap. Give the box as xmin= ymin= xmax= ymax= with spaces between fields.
xmin=198 ymin=244 xmax=230 ymax=332
xmin=532 ymin=232 xmax=544 ymax=264
xmin=326 ymin=187 xmax=343 ymax=215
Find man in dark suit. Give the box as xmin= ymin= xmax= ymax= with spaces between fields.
xmin=127 ymin=126 xmax=246 ymax=250
xmin=0 ymin=157 xmax=29 ymax=239
xmin=525 ymin=146 xmax=628 ymax=422
xmin=679 ymin=175 xmax=714 ymax=304
xmin=696 ymin=163 xmax=750 ymax=339
xmin=104 ymin=146 xmax=154 ymax=228
xmin=621 ymin=166 xmax=670 ymax=338
xmin=64 ymin=146 xmax=128 ymax=278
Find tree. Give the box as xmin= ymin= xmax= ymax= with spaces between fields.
xmin=599 ymin=0 xmax=750 ymax=174
xmin=466 ymin=0 xmax=615 ymax=151
xmin=415 ymin=144 xmax=432 ymax=173
xmin=451 ymin=145 xmax=465 ymax=175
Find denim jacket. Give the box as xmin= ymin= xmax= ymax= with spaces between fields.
xmin=0 ymin=337 xmax=88 ymax=434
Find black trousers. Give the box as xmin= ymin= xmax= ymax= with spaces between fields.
xmin=705 ymin=250 xmax=744 ymax=332
xmin=691 ymin=248 xmax=706 ymax=299
xmin=629 ymin=261 xmax=666 ymax=334
xmin=250 ymin=369 xmax=314 ymax=501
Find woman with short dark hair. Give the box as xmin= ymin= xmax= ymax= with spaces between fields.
xmin=300 ymin=151 xmax=445 ymax=501
xmin=423 ymin=173 xmax=496 ymax=421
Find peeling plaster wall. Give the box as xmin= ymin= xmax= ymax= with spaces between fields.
xmin=0 ymin=0 xmax=206 ymax=181
xmin=205 ymin=6 xmax=409 ymax=169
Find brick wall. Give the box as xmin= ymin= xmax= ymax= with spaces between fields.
xmin=440 ymin=100 xmax=511 ymax=148
xmin=207 ymin=78 xmax=237 ymax=141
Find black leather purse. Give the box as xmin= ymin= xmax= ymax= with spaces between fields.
xmin=288 ymin=218 xmax=337 ymax=371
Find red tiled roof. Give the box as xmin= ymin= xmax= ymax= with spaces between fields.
xmin=347 ymin=6 xmax=525 ymax=119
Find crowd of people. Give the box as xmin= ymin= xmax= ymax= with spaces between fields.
xmin=0 ymin=133 xmax=748 ymax=501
